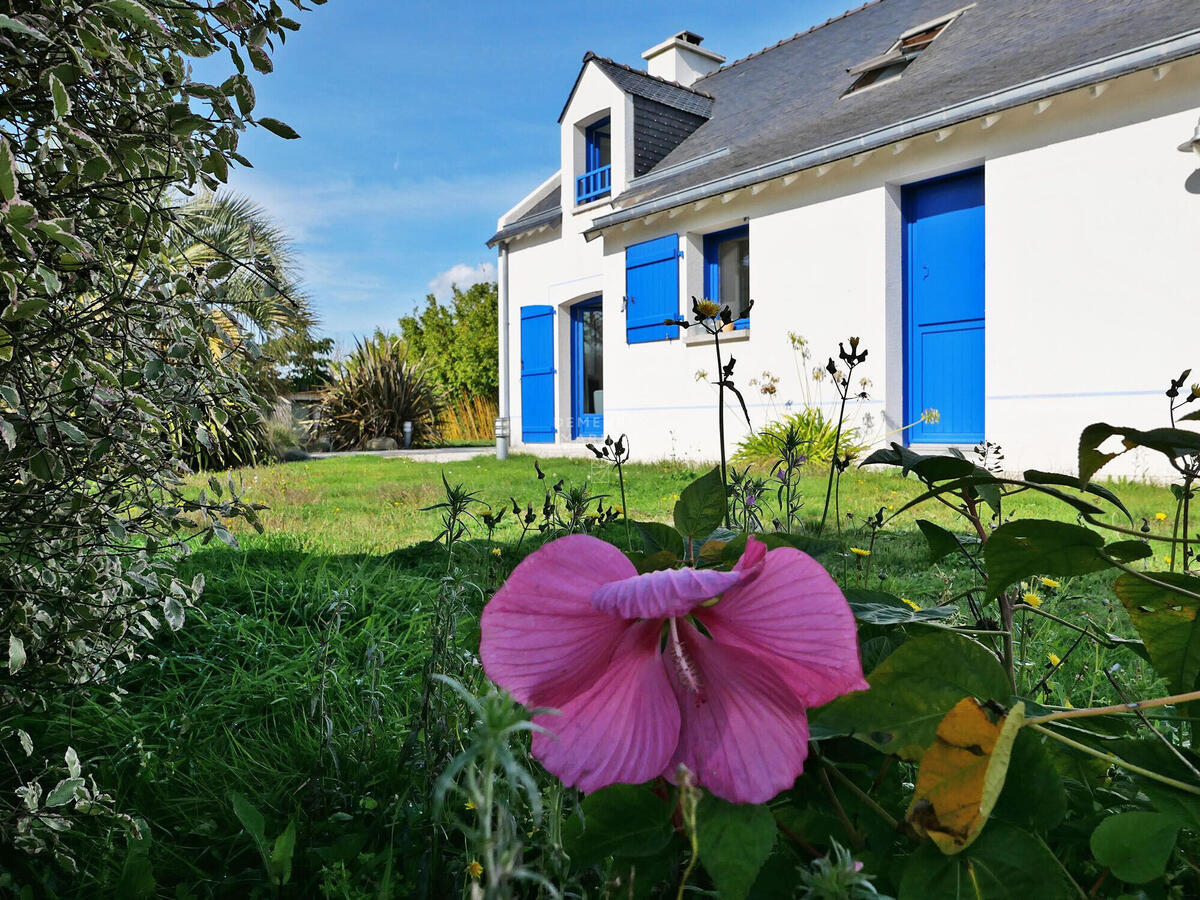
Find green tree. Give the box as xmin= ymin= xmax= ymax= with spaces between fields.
xmin=0 ymin=0 xmax=318 ymax=866
xmin=399 ymin=281 xmax=498 ymax=399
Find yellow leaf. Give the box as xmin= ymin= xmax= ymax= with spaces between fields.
xmin=906 ymin=697 xmax=1025 ymax=854
xmin=698 ymin=539 xmax=727 ymax=561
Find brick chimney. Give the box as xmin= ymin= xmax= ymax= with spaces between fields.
xmin=642 ymin=31 xmax=724 ymax=87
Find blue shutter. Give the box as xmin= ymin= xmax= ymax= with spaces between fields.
xmin=520 ymin=305 xmax=556 ymax=443
xmin=625 ymin=234 xmax=680 ymax=344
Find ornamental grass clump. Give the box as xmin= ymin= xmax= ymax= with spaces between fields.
xmin=320 ymin=334 xmax=442 ymax=450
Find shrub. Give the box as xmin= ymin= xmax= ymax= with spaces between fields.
xmin=321 ymin=335 xmax=442 ymax=450
xmin=733 ymin=406 xmax=866 ymax=468
xmin=0 ymin=0 xmax=306 ymax=866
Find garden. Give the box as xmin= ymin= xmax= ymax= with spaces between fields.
xmin=6 ymin=3 xmax=1200 ymax=899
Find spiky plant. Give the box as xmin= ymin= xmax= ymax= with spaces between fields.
xmin=321 ymin=335 xmax=443 ymax=450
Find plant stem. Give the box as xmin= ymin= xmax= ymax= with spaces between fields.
xmin=713 ymin=328 xmax=729 ymax=528
xmin=817 ymin=376 xmax=850 ymax=536
xmin=616 ymin=461 xmax=631 ymax=551
xmin=1026 ymin=687 xmax=1200 ymax=725
xmin=1030 ymin=722 xmax=1200 ymax=796
xmin=823 ymin=762 xmax=900 ymax=830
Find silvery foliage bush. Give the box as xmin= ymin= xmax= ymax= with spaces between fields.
xmin=0 ymin=0 xmax=319 ymax=868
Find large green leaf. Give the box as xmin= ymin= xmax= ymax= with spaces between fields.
xmin=1090 ymin=811 xmax=1179 ymax=884
xmin=1079 ymin=423 xmax=1200 ymax=483
xmin=1023 ymin=469 xmax=1132 ymax=522
xmin=916 ymin=519 xmax=967 ymax=564
xmin=991 ymin=730 xmax=1066 ymax=831
xmin=845 ymin=588 xmax=955 ymax=626
xmin=811 ymin=632 xmax=1010 ymax=761
xmin=983 ymin=520 xmax=1114 ymax=600
xmin=1114 ymin=571 xmax=1200 ymax=693
xmin=635 ymin=520 xmax=683 ymax=557
xmin=673 ymin=466 xmax=725 ymax=540
xmin=696 ymin=796 xmax=777 ymax=900
xmin=562 ymin=784 xmax=674 ymax=867
xmin=899 ymin=822 xmax=1081 ymax=899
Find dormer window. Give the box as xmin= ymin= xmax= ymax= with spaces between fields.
xmin=576 ymin=117 xmax=612 ymax=204
xmin=843 ymin=8 xmax=964 ymax=96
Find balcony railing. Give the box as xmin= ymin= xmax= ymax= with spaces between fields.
xmin=575 ymin=165 xmax=611 ymax=205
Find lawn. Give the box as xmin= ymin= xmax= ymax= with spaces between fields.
xmin=205 ymin=452 xmax=1175 ymax=555
xmin=33 ymin=452 xmax=1188 ymax=897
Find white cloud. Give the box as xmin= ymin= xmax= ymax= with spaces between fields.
xmin=221 ymin=169 xmax=549 ymax=243
xmin=427 ymin=261 xmax=497 ymax=301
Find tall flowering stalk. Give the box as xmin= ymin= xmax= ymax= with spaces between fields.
xmin=668 ymin=298 xmax=753 ymax=527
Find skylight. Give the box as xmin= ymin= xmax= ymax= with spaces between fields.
xmin=842 ymin=7 xmax=967 ymax=96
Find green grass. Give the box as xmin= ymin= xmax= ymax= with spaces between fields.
xmin=26 ymin=453 xmax=1184 ymax=896
xmin=207 ymin=452 xmax=1176 ymax=555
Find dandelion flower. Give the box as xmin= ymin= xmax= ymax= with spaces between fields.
xmin=465 ymin=799 xmax=476 ymax=810
xmin=1039 ymin=577 xmax=1060 ymax=589
xmin=467 ymin=861 xmax=483 ymax=879
xmin=480 ymin=535 xmax=866 ymax=804
xmin=850 ymin=547 xmax=871 ymax=557
xmin=901 ymin=598 xmax=920 ymax=611
xmin=1023 ymin=592 xmax=1043 ymax=609
xmin=1155 ymin=512 xmax=1169 ymax=522
xmin=1048 ymin=652 xmax=1062 ymax=667
xmin=491 ymin=548 xmax=502 ymax=557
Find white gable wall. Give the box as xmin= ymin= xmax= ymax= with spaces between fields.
xmin=501 ymin=56 xmax=1200 ymax=478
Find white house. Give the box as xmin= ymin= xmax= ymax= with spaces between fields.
xmin=488 ymin=1 xmax=1200 ymax=477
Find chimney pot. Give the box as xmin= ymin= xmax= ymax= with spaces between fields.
xmin=642 ymin=31 xmax=724 ymax=87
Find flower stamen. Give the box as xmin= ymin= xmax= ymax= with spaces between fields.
xmin=667 ymin=618 xmax=703 ymax=698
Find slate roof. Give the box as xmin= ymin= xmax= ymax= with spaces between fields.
xmin=558 ymin=53 xmax=715 ymax=122
xmin=491 ymin=0 xmax=1200 ymax=247
xmin=487 ymin=178 xmax=560 ymax=247
xmin=600 ymin=0 xmax=1200 ymax=226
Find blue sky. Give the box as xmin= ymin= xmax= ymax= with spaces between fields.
xmin=203 ymin=0 xmax=853 ymax=346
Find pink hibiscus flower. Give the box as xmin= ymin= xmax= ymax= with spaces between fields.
xmin=480 ymin=534 xmax=867 ymax=804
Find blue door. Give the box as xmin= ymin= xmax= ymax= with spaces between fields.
xmin=570 ymin=297 xmax=603 ymax=438
xmin=520 ymin=305 xmax=555 ymax=443
xmin=904 ymin=169 xmax=985 ymax=444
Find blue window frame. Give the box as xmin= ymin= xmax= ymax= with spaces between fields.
xmin=576 ymin=118 xmax=611 ymax=205
xmin=703 ymin=225 xmax=751 ymax=330
xmin=570 ymin=297 xmax=603 ymax=438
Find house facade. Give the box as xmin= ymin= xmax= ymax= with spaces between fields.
xmin=488 ymin=0 xmax=1200 ymax=477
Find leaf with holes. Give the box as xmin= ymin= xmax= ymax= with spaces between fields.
xmin=907 ymin=698 xmax=1025 ymax=854
xmin=1079 ymin=423 xmax=1200 ymax=483
xmin=1114 ymin=571 xmax=1200 ymax=693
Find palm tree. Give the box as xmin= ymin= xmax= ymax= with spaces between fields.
xmin=169 ymin=191 xmax=318 ymax=377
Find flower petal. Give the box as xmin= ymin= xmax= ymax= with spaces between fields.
xmin=666 ymin=622 xmax=810 ymax=804
xmin=533 ymin=620 xmax=679 ymax=793
xmin=481 ymin=534 xmax=634 ymax=708
xmin=592 ymin=565 xmax=747 ymax=619
xmin=697 ymin=547 xmax=867 ymax=708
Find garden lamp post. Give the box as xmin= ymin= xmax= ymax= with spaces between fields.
xmin=495 ymin=416 xmax=511 ymax=460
